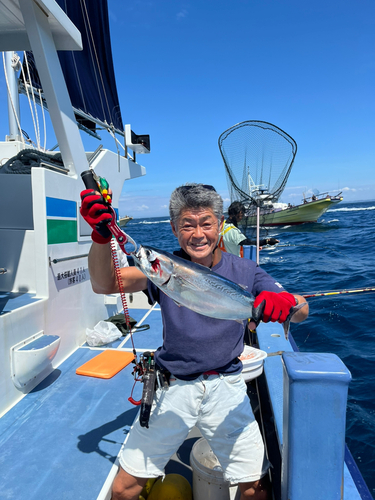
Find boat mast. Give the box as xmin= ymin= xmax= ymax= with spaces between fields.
xmin=5 ymin=51 xmax=21 ymax=141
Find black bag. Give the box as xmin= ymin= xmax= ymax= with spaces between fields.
xmin=105 ymin=313 xmax=150 ymax=335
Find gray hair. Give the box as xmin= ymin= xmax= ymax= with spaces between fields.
xmin=169 ymin=183 xmax=223 ymax=225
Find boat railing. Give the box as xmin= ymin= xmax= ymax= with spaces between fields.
xmin=302 ymin=191 xmax=342 ymax=203
xmin=256 ymin=322 xmax=373 ymax=500
xmin=49 ymin=254 xmax=89 ymax=265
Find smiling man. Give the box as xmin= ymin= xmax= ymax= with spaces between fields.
xmin=80 ymin=182 xmax=308 ymax=500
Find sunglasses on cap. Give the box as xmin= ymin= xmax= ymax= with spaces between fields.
xmin=178 ymin=184 xmax=216 ymax=192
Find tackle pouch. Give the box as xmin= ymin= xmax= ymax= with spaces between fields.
xmin=105 ymin=313 xmax=150 ymax=335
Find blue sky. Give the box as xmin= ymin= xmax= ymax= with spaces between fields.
xmin=1 ymin=0 xmax=374 ymax=217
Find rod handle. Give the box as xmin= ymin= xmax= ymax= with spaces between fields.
xmin=81 ymin=169 xmax=99 ymax=192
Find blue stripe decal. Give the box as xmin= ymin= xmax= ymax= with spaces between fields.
xmin=46 ymin=197 xmax=77 ymax=218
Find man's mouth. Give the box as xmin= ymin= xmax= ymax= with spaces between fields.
xmin=190 ymin=242 xmax=208 ymax=249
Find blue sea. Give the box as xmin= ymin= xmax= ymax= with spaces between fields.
xmin=124 ymin=200 xmax=375 ymax=496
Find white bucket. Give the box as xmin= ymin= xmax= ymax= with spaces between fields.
xmin=240 ymin=345 xmax=267 ymax=382
xmin=190 ymin=438 xmax=240 ymax=500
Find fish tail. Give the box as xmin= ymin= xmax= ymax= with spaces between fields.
xmin=283 ymin=302 xmax=308 ymax=340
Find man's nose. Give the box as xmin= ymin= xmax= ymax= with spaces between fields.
xmin=192 ymin=225 xmax=204 ymax=238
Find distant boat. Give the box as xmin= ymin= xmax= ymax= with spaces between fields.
xmin=243 ymin=192 xmax=343 ymax=227
xmin=119 ymin=215 xmax=133 ymax=227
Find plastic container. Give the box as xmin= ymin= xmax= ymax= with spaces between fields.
xmin=240 ymin=345 xmax=267 ymax=382
xmin=190 ymin=438 xmax=240 ymax=500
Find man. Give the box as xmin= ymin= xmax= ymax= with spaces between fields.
xmin=219 ymin=201 xmax=279 ymax=257
xmin=80 ymin=183 xmax=308 ymax=500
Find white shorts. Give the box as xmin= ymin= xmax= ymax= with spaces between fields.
xmin=119 ymin=373 xmax=270 ymax=483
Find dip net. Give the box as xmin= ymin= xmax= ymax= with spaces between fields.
xmin=218 ymin=120 xmax=297 ymax=207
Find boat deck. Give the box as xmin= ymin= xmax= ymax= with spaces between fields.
xmin=0 ymin=307 xmax=371 ymax=500
xmin=0 ymin=307 xmax=162 ymax=500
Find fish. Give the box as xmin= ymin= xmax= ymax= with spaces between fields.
xmin=132 ymin=245 xmax=305 ymax=339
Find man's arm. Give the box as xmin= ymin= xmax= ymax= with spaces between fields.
xmin=88 ymin=242 xmax=147 ymax=294
xmin=289 ymin=293 xmax=309 ymax=323
xmin=239 ymin=237 xmax=279 ymax=246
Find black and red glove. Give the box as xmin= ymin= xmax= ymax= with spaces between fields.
xmin=253 ymin=291 xmax=296 ymax=323
xmin=80 ymin=189 xmax=113 ymax=244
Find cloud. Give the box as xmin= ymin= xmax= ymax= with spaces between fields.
xmin=119 ymin=193 xmax=170 ymax=217
xmin=176 ymin=9 xmax=188 ymax=19
xmin=341 ymin=187 xmax=357 ymax=192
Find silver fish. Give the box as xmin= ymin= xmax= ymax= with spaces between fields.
xmin=132 ymin=245 xmax=305 ymax=339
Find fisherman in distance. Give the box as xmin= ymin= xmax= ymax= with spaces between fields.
xmin=80 ymin=183 xmax=308 ymax=500
xmin=219 ymin=201 xmax=279 ymax=257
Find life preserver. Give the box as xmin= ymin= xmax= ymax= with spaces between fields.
xmin=218 ymin=222 xmax=244 ymax=257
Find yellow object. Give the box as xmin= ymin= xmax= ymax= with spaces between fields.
xmin=140 ymin=478 xmax=158 ymax=499
xmin=147 ymin=474 xmax=192 ymax=500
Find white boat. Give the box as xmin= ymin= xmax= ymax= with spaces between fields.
xmin=0 ymin=2 xmax=372 ymax=500
xmin=119 ymin=215 xmax=133 ymax=227
xmin=243 ymin=191 xmax=344 ymax=227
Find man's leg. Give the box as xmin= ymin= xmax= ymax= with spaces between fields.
xmin=111 ymin=468 xmax=148 ymax=500
xmin=239 ymin=475 xmax=271 ymax=500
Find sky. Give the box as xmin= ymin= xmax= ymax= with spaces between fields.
xmin=0 ymin=0 xmax=374 ymax=218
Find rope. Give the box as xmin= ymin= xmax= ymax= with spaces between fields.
xmin=110 ymin=239 xmax=137 ymax=358
xmin=80 ymin=0 xmax=112 ymax=124
xmin=21 ymin=52 xmax=40 ymax=149
xmin=71 ymin=50 xmax=88 ymax=113
xmin=38 ymin=88 xmax=47 ymax=151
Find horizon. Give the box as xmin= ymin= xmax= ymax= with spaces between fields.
xmin=124 ymin=198 xmax=375 ymax=221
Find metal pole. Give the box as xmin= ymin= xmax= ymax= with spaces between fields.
xmin=5 ymin=52 xmax=21 ymax=141
xmin=256 ymin=206 xmax=260 ymax=265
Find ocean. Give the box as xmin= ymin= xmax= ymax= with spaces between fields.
xmin=124 ymin=200 xmax=375 ymax=496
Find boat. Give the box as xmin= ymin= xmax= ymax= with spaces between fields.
xmin=0 ymin=2 xmax=373 ymax=500
xmin=119 ymin=215 xmax=133 ymax=227
xmin=243 ymin=191 xmax=344 ymax=227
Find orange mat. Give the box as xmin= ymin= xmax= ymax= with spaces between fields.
xmin=76 ymin=350 xmax=134 ymax=379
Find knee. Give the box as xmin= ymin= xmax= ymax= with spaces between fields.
xmin=111 ymin=478 xmax=127 ymax=500
xmin=111 ymin=475 xmax=140 ymax=500
xmin=239 ymin=476 xmax=271 ymax=499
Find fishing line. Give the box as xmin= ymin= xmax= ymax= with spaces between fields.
xmin=275 ymin=243 xmax=345 ymax=255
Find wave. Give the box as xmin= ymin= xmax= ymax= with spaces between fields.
xmin=327 ymin=219 xmax=339 ymax=223
xmin=328 ymin=206 xmax=375 ymax=213
xmin=132 ymin=219 xmax=171 ymax=225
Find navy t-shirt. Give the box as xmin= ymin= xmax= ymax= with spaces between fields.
xmin=147 ymin=250 xmax=284 ymax=379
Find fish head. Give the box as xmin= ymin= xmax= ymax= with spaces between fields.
xmin=132 ymin=245 xmax=174 ymax=286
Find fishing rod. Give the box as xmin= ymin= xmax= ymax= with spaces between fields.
xmin=302 ymin=287 xmax=375 ymax=299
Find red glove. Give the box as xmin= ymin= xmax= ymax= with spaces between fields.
xmin=80 ymin=189 xmax=113 ymax=244
xmin=253 ymin=291 xmax=296 ymax=323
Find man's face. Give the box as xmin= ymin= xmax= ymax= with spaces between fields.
xmin=171 ymin=208 xmax=224 ymax=266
